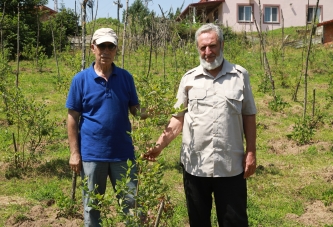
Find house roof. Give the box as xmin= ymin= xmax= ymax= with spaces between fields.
xmin=317 ymin=19 xmax=333 ymax=27
xmin=38 ymin=5 xmax=57 ymax=14
xmin=177 ymin=0 xmax=225 ymax=21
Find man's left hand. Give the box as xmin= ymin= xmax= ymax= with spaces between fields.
xmin=243 ymin=152 xmax=256 ymax=178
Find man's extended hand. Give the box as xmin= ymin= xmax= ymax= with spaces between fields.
xmin=243 ymin=152 xmax=256 ymax=178
xmin=141 ymin=145 xmax=162 ymax=162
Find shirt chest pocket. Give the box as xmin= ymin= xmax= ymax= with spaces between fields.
xmin=225 ymin=90 xmax=244 ymax=114
xmin=188 ymin=88 xmax=207 ymax=114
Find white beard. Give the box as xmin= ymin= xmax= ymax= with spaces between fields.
xmin=199 ymin=50 xmax=224 ymax=70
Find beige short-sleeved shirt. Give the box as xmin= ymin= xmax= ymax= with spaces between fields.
xmin=174 ymin=59 xmax=257 ymax=177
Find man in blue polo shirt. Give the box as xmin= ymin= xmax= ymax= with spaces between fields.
xmin=66 ymin=28 xmax=145 ymax=227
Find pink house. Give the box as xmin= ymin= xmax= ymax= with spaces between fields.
xmin=178 ymin=0 xmax=333 ymax=32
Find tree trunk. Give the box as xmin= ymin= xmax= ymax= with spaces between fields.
xmin=88 ymin=0 xmax=99 ymax=62
xmin=122 ymin=0 xmax=129 ymax=68
xmin=293 ymin=0 xmax=311 ymax=102
xmin=81 ymin=0 xmax=88 ymax=71
xmin=253 ymin=10 xmax=276 ymax=101
xmin=36 ymin=7 xmax=40 ymax=67
xmin=146 ymin=14 xmax=154 ymax=78
xmin=16 ymin=2 xmax=20 ymax=87
xmin=50 ymin=19 xmax=60 ymax=80
xmin=303 ymin=0 xmax=320 ymax=119
xmin=0 ymin=2 xmax=6 ymax=56
xmin=281 ymin=9 xmax=284 ymax=62
xmin=258 ymin=0 xmax=263 ymax=68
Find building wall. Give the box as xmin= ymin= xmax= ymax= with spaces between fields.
xmin=221 ymin=0 xmax=333 ymax=32
xmin=323 ymin=24 xmax=333 ymax=43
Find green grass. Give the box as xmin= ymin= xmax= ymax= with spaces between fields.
xmin=0 ymin=26 xmax=333 ymax=226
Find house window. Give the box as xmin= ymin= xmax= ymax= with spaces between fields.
xmin=264 ymin=6 xmax=279 ymax=23
xmin=238 ymin=5 xmax=252 ymax=22
xmin=307 ymin=6 xmax=321 ymax=23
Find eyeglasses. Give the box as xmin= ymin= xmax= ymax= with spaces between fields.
xmin=95 ymin=43 xmax=116 ymax=51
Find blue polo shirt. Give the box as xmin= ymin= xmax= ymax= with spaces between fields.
xmin=66 ymin=62 xmax=139 ymax=162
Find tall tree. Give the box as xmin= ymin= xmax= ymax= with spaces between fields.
xmin=39 ymin=6 xmax=80 ymax=56
xmin=0 ymin=0 xmax=80 ymax=58
xmin=123 ymin=0 xmax=150 ymax=23
xmin=0 ymin=0 xmax=47 ymax=58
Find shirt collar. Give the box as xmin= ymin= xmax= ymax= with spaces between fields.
xmin=194 ymin=59 xmax=237 ymax=79
xmin=91 ymin=62 xmax=117 ymax=80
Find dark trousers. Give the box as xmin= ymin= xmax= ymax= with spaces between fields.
xmin=183 ymin=170 xmax=248 ymax=227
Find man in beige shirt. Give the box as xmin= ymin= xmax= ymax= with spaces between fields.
xmin=143 ymin=23 xmax=256 ymax=227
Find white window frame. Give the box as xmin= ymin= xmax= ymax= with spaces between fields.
xmin=238 ymin=5 xmax=253 ymax=22
xmin=264 ymin=6 xmax=279 ymax=23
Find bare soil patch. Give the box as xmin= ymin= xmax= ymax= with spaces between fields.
xmin=286 ymin=200 xmax=333 ymax=226
xmin=6 ymin=205 xmax=83 ymax=227
xmin=2 ymin=196 xmax=83 ymax=227
xmin=6 ymin=199 xmax=333 ymax=226
xmin=268 ymin=138 xmax=332 ymax=155
xmin=0 ymin=196 xmax=30 ymax=207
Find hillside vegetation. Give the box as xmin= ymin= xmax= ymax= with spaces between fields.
xmin=0 ymin=23 xmax=333 ymax=226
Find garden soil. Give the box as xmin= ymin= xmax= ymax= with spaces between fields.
xmin=2 ymin=195 xmax=333 ymax=226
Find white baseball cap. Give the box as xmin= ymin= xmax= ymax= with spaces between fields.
xmin=92 ymin=28 xmax=118 ymax=45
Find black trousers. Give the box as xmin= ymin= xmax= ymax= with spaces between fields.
xmin=183 ymin=170 xmax=248 ymax=227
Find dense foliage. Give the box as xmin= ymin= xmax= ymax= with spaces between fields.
xmin=0 ymin=1 xmax=79 ymax=58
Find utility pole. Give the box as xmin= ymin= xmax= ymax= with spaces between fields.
xmin=81 ymin=0 xmax=89 ymax=71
